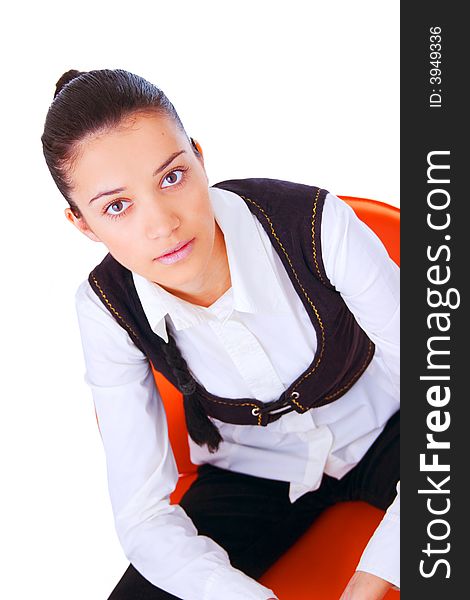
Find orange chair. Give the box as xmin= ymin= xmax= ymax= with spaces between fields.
xmin=153 ymin=196 xmax=400 ymax=599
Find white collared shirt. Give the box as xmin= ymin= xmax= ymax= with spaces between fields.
xmin=75 ymin=186 xmax=400 ymax=599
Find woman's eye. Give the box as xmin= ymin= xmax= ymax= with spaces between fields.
xmin=105 ymin=199 xmax=131 ymax=216
xmin=161 ymin=169 xmax=184 ymax=188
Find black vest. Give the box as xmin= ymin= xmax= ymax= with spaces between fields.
xmin=88 ymin=178 xmax=375 ymax=452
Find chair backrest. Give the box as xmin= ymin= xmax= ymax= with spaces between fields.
xmin=153 ymin=196 xmax=400 ymax=475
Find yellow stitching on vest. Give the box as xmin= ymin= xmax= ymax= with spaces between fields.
xmin=240 ymin=194 xmax=326 ymax=411
xmin=204 ymin=397 xmax=262 ymax=425
xmin=90 ymin=274 xmax=141 ymax=340
xmin=324 ymin=340 xmax=374 ymax=401
xmin=291 ymin=396 xmax=305 ymax=412
xmin=311 ymin=188 xmax=327 ymax=285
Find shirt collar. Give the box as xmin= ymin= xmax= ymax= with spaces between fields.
xmin=132 ymin=186 xmax=291 ymax=343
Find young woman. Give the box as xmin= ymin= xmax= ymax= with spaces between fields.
xmin=41 ymin=68 xmax=400 ymax=600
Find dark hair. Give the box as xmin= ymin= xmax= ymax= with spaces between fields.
xmin=41 ymin=68 xmax=196 ymax=217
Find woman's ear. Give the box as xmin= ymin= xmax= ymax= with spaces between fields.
xmin=190 ymin=137 xmax=208 ymax=184
xmin=64 ymin=207 xmax=101 ymax=242
xmin=190 ymin=137 xmax=204 ymax=160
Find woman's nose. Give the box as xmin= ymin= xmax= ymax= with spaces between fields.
xmin=143 ymin=199 xmax=180 ymax=240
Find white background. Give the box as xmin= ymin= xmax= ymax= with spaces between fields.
xmin=1 ymin=1 xmax=399 ymax=598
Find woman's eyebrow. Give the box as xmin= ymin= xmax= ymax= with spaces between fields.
xmin=88 ymin=149 xmax=187 ymax=204
xmin=153 ymin=149 xmax=186 ymax=176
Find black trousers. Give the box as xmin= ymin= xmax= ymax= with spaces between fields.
xmin=108 ymin=410 xmax=399 ymax=599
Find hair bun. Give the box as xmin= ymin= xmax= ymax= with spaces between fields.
xmin=54 ymin=69 xmax=85 ymax=99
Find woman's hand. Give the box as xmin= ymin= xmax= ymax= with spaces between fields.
xmin=339 ymin=570 xmax=392 ymax=600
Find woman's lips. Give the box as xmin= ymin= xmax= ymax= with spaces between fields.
xmin=155 ymin=238 xmax=195 ymax=265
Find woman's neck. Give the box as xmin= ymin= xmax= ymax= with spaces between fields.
xmin=161 ymin=221 xmax=232 ymax=308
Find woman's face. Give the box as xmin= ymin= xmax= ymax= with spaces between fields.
xmin=66 ymin=112 xmax=224 ymax=299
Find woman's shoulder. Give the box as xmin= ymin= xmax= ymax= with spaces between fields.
xmin=74 ymin=277 xmax=115 ymax=331
xmin=74 ymin=277 xmax=95 ymax=308
xmin=74 ymin=277 xmax=122 ymax=332
xmin=74 ymin=276 xmax=147 ymax=362
xmin=75 ymin=276 xmax=113 ymax=308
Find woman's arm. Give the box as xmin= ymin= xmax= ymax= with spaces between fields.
xmin=74 ymin=280 xmax=277 ymax=600
xmin=340 ymin=484 xmax=400 ymax=598
xmin=321 ymin=192 xmax=400 ymax=397
xmin=321 ymin=193 xmax=400 ymax=592
xmin=355 ymin=483 xmax=400 ymax=588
